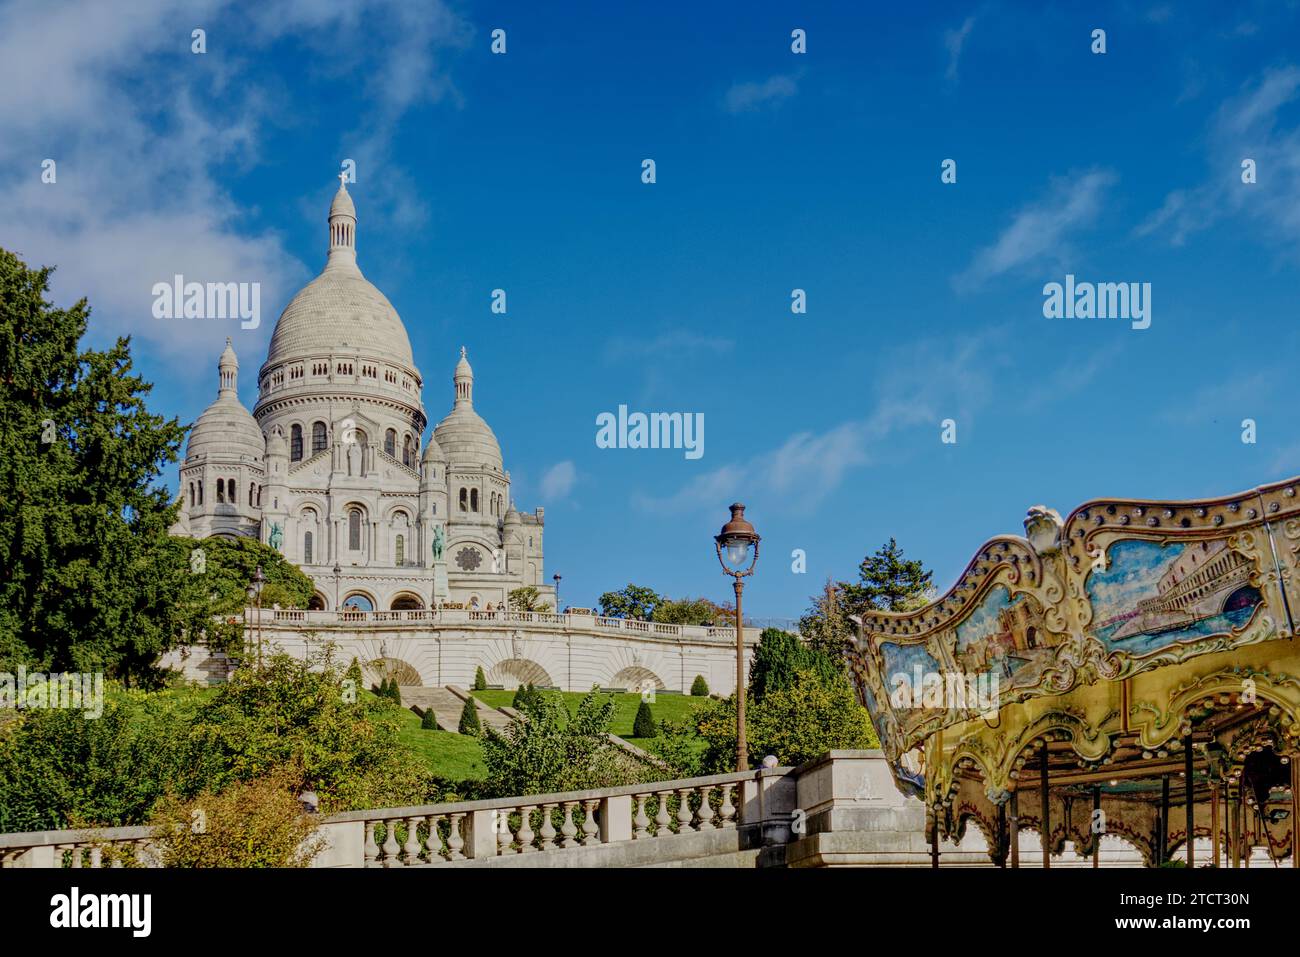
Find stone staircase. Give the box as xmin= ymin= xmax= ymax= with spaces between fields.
xmin=402 ymin=685 xmax=512 ymax=733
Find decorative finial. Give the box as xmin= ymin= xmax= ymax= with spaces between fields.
xmin=338 ymin=169 xmax=348 ymax=190
xmin=461 ymin=346 xmax=466 ymax=358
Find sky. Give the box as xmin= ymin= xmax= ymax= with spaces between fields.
xmin=3 ymin=0 xmax=1299 ymax=620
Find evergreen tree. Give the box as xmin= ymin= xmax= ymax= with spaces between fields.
xmin=840 ymin=538 xmax=934 ymax=618
xmin=0 ymin=249 xmax=191 ymax=682
xmin=799 ymin=578 xmax=856 ymax=663
xmin=749 ymin=628 xmax=842 ymax=702
xmin=690 ymin=675 xmax=709 ymax=696
xmin=473 ymin=665 xmax=487 ymax=691
xmin=632 ymin=700 xmax=657 ymax=738
xmin=420 ymin=708 xmax=438 ymax=730
xmin=457 ymin=697 xmax=482 ymax=736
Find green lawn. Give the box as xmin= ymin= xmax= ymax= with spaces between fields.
xmin=369 ymin=693 xmax=487 ymax=781
xmin=472 ymin=689 xmax=711 ymax=740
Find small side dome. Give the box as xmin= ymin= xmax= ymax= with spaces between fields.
xmin=420 ymin=432 xmax=446 ymax=464
xmin=266 ymin=425 xmax=288 ymax=457
xmin=186 ymin=340 xmax=263 ymax=462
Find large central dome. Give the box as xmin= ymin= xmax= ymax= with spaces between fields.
xmin=264 ymin=181 xmax=415 ymax=370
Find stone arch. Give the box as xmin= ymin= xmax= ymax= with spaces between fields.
xmin=389 ymin=592 xmax=424 ymax=610
xmin=307 ymin=592 xmax=327 ymax=610
xmin=364 ymin=657 xmax=422 ymax=687
xmin=487 ymin=658 xmax=554 ymax=689
xmin=341 ymin=590 xmax=375 ymax=612
xmin=609 ymin=665 xmax=666 ymax=692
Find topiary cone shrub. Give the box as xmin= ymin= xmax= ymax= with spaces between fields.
xmin=473 ymin=666 xmax=487 ymax=691
xmin=690 ymin=675 xmax=708 ymax=696
xmin=420 ymin=709 xmax=438 ymax=730
xmin=458 ymin=697 xmax=482 ymax=736
xmin=633 ymin=700 xmax=657 ymax=738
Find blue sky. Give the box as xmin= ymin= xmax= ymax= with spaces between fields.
xmin=3 ymin=0 xmax=1300 ymax=618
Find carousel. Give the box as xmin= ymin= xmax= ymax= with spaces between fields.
xmin=849 ymin=474 xmax=1300 ymax=867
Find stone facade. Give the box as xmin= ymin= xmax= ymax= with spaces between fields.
xmin=171 ymin=181 xmax=550 ymax=613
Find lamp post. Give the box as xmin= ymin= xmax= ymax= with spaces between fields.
xmin=333 ymin=562 xmax=341 ymax=613
xmin=714 ymin=502 xmax=760 ymax=772
xmin=248 ymin=564 xmax=266 ymax=668
xmin=553 ymin=573 xmax=562 ymax=611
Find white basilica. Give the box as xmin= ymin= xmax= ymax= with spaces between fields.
xmin=171 ymin=180 xmax=550 ymax=613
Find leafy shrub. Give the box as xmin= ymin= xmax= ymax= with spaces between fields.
xmin=690 ymin=675 xmax=709 ymax=696
xmin=147 ymin=768 xmax=324 ymax=868
xmin=457 ymin=697 xmax=482 ymax=736
xmin=633 ymin=700 xmax=656 ymax=738
xmin=749 ymin=628 xmax=843 ymax=701
xmin=480 ymin=689 xmax=647 ymax=796
xmin=420 ymin=709 xmax=438 ymax=730
xmin=696 ymin=669 xmax=876 ymax=773
xmin=473 ymin=666 xmax=487 ymax=691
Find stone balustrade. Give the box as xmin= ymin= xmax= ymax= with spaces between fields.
xmin=259 ymin=606 xmax=760 ymax=645
xmin=0 ymin=752 xmax=1175 ymax=868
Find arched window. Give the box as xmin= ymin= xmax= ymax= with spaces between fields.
xmin=290 ymin=424 xmax=303 ymax=462
xmin=197 ymin=481 xmax=203 ymax=505
xmin=459 ymin=488 xmax=468 ymax=511
xmin=348 ymin=509 xmax=362 ymax=551
xmin=304 ymin=531 xmax=313 ymax=564
xmin=188 ymin=483 xmax=195 ymax=507
xmin=384 ymin=429 xmax=396 ymax=457
xmin=402 ymin=435 xmax=413 ymax=467
xmin=229 ymin=479 xmax=237 ymax=502
xmin=217 ymin=480 xmax=225 ymax=504
xmin=354 ymin=428 xmax=368 ymax=448
xmin=249 ymin=482 xmax=255 ymax=506
xmin=470 ymin=488 xmax=479 ymax=512
xmin=312 ymin=421 xmax=327 ymax=454
xmin=395 ymin=534 xmax=405 ymax=566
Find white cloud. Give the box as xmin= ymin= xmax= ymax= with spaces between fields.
xmin=636 ymin=332 xmax=1006 ymax=515
xmin=1137 ymin=66 xmax=1300 ymax=253
xmin=944 ymin=15 xmax=977 ymax=83
xmin=540 ymin=461 xmax=578 ymax=500
xmin=954 ymin=168 xmax=1116 ymax=291
xmin=0 ymin=0 xmax=467 ymax=383
xmin=723 ymin=74 xmax=798 ymax=114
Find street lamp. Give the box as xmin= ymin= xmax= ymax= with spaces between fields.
xmin=248 ymin=564 xmax=266 ymax=668
xmin=714 ymin=502 xmax=760 ymax=772
xmin=553 ymin=573 xmax=562 ymax=611
xmin=333 ymin=562 xmax=341 ymax=613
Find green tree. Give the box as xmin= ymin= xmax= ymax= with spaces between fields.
xmin=0 ymin=249 xmax=192 ymax=683
xmin=178 ymin=536 xmax=316 ymax=655
xmin=690 ymin=675 xmax=709 ymax=696
xmin=695 ymin=670 xmax=877 ymax=773
xmin=652 ymin=597 xmax=726 ymax=626
xmin=480 ymin=689 xmax=643 ymax=796
xmin=420 ymin=709 xmax=438 ymax=730
xmin=597 ymin=584 xmax=663 ymax=621
xmin=749 ymin=628 xmax=842 ymax=702
xmin=184 ymin=653 xmax=430 ymax=813
xmin=632 ymin=700 xmax=657 ymax=738
xmin=508 ymin=586 xmax=551 ymax=612
xmin=799 ymin=578 xmax=856 ymax=663
xmin=840 ymin=538 xmax=934 ymax=618
xmin=472 ymin=665 xmax=487 ymax=691
xmin=457 ymin=697 xmax=482 ymax=736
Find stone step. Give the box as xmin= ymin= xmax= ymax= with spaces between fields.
xmin=401 ymin=685 xmax=512 ymax=733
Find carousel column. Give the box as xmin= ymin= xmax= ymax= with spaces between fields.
xmin=1211 ymin=783 xmax=1220 ymax=868
xmin=1040 ymin=747 xmax=1050 ymax=869
xmin=1010 ymin=790 xmax=1020 ymax=869
xmin=996 ymin=800 xmax=1008 ymax=868
xmin=1158 ymin=774 xmax=1170 ymax=867
xmin=1092 ymin=786 xmax=1101 ymax=868
xmin=1184 ymin=736 xmax=1195 ymax=868
xmin=1292 ymin=758 xmax=1299 ymax=867
xmin=929 ymin=804 xmax=939 ymax=869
